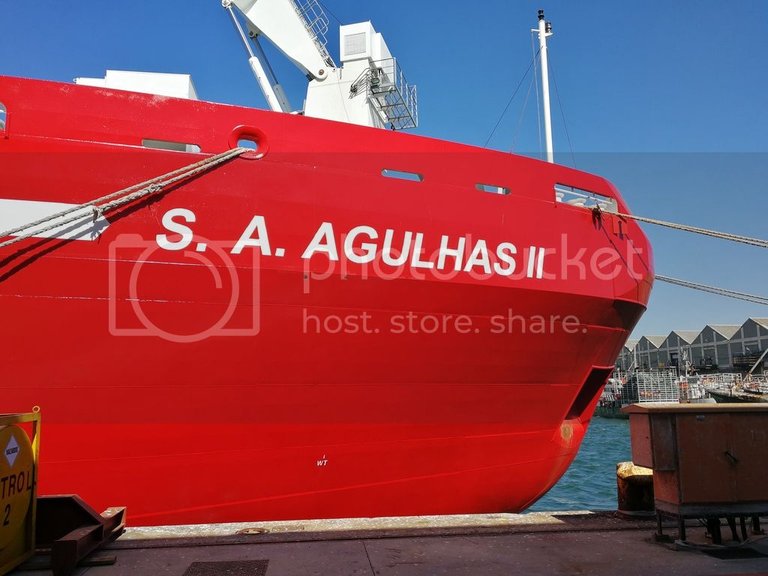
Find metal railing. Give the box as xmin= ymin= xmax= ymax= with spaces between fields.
xmin=290 ymin=0 xmax=335 ymax=67
xmin=700 ymin=372 xmax=743 ymax=384
xmin=623 ymin=370 xmax=680 ymax=404
xmin=352 ymin=58 xmax=418 ymax=130
xmin=555 ymin=184 xmax=618 ymax=213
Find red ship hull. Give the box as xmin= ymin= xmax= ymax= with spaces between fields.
xmin=0 ymin=76 xmax=652 ymax=525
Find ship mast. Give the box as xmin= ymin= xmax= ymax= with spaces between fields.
xmin=535 ymin=10 xmax=554 ymax=163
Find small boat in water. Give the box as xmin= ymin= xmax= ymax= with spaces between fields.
xmin=705 ymin=375 xmax=768 ymax=403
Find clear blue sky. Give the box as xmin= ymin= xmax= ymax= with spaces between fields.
xmin=2 ymin=1 xmax=766 ymax=338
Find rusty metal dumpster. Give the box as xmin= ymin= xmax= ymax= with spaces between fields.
xmin=623 ymin=403 xmax=768 ymax=542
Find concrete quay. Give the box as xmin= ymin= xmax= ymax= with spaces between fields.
xmin=14 ymin=511 xmax=768 ymax=576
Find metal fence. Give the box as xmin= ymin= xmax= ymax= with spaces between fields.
xmin=622 ymin=370 xmax=680 ymax=403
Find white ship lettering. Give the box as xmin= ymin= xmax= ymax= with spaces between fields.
xmin=155 ymin=210 xmax=551 ymax=279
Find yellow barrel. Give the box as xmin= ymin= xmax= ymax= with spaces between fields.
xmin=0 ymin=423 xmax=36 ymax=576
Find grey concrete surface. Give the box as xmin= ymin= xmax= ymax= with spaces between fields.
xmin=12 ymin=512 xmax=768 ymax=576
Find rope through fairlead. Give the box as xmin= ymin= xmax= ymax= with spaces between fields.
xmin=0 ymin=147 xmax=249 ymax=250
xmin=616 ymin=211 xmax=768 ymax=249
xmin=614 ymin=210 xmax=767 ymax=304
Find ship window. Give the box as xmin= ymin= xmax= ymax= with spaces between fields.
xmin=142 ymin=138 xmax=201 ymax=153
xmin=476 ymin=183 xmax=510 ymax=195
xmin=0 ymin=102 xmax=6 ymax=132
xmin=382 ymin=169 xmax=423 ymax=182
xmin=555 ymin=183 xmax=617 ymax=213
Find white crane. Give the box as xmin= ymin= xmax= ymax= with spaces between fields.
xmin=223 ymin=0 xmax=417 ymax=130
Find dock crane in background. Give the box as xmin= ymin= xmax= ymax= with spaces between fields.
xmin=223 ymin=0 xmax=418 ymax=130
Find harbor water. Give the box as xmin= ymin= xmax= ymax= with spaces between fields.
xmin=529 ymin=416 xmax=631 ymax=512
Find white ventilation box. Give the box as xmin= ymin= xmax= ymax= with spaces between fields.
xmin=340 ymin=22 xmax=391 ymax=64
xmin=340 ymin=22 xmax=374 ymax=61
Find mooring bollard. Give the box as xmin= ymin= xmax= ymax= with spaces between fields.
xmin=616 ymin=461 xmax=654 ymax=515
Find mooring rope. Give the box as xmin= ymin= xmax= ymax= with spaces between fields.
xmin=617 ymin=211 xmax=768 ymax=249
xmin=0 ymin=147 xmax=249 ymax=250
xmin=616 ymin=210 xmax=768 ymax=303
xmin=655 ymin=275 xmax=768 ymax=306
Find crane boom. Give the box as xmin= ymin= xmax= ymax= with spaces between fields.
xmin=227 ymin=0 xmax=332 ymax=81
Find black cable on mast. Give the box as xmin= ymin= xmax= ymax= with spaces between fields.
xmin=484 ymin=49 xmax=539 ymax=148
xmin=509 ymin=71 xmax=536 ymax=152
xmin=548 ymin=57 xmax=577 ymax=168
xmin=317 ymin=0 xmax=342 ymax=25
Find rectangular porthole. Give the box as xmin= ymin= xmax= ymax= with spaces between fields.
xmin=476 ymin=183 xmax=510 ymax=195
xmin=142 ymin=139 xmax=201 ymax=153
xmin=382 ymin=169 xmax=423 ymax=182
xmin=0 ymin=102 xmax=6 ymax=132
xmin=554 ymin=183 xmax=617 ymax=213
